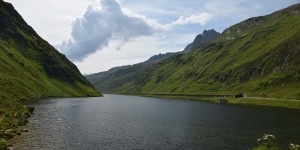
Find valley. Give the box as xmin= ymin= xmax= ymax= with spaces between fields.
xmin=87 ymin=4 xmax=300 ymax=107
xmin=0 ymin=0 xmax=299 ymax=149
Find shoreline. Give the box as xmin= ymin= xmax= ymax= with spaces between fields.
xmin=117 ymin=93 xmax=300 ymax=109
xmin=0 ymin=99 xmax=34 ymax=149
xmin=4 ymin=95 xmax=300 ymax=149
xmin=0 ymin=95 xmax=104 ymax=149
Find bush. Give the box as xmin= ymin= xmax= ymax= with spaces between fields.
xmin=258 ymin=134 xmax=277 ymax=147
xmin=290 ymin=143 xmax=300 ymax=150
xmin=252 ymin=134 xmax=299 ymax=150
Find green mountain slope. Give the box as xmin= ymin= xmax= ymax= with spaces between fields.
xmin=86 ymin=52 xmax=177 ymax=93
xmin=0 ymin=1 xmax=101 ymax=100
xmin=86 ymin=30 xmax=220 ymax=93
xmin=88 ymin=3 xmax=300 ymax=99
xmin=0 ymin=1 xmax=101 ymax=144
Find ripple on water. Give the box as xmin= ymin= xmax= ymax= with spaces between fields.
xmin=8 ymin=95 xmax=300 ymax=150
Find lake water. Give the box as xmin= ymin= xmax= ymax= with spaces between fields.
xmin=10 ymin=94 xmax=300 ymax=150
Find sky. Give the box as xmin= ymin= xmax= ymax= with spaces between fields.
xmin=5 ymin=0 xmax=300 ymax=74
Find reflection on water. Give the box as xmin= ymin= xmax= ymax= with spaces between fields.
xmin=10 ymin=94 xmax=300 ymax=149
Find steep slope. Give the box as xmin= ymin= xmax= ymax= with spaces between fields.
xmin=88 ymin=3 xmax=300 ymax=99
xmin=86 ymin=30 xmax=219 ymax=93
xmin=0 ymin=1 xmax=101 ymax=145
xmin=183 ymin=29 xmax=220 ymax=53
xmin=0 ymin=1 xmax=100 ymax=100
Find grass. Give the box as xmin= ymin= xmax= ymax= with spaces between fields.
xmin=0 ymin=1 xmax=101 ymax=101
xmin=130 ymin=93 xmax=300 ymax=109
xmin=0 ymin=99 xmax=33 ymax=149
xmin=0 ymin=1 xmax=102 ymax=148
xmin=87 ymin=4 xmax=300 ymax=101
xmin=227 ymin=98 xmax=300 ymax=109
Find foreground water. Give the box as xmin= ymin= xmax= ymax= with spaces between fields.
xmin=10 ymin=94 xmax=300 ymax=149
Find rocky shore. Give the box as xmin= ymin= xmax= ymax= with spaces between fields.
xmin=0 ymin=99 xmax=34 ymax=149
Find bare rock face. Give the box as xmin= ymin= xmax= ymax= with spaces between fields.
xmin=183 ymin=29 xmax=220 ymax=52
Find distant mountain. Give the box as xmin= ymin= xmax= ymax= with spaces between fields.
xmin=0 ymin=1 xmax=101 ymax=100
xmin=86 ymin=31 xmax=218 ymax=93
xmin=87 ymin=3 xmax=300 ymax=99
xmin=144 ymin=52 xmax=177 ymax=64
xmin=85 ymin=58 xmax=168 ymax=93
xmin=182 ymin=29 xmax=220 ymax=53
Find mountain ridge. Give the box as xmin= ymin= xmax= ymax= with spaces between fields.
xmin=183 ymin=29 xmax=220 ymax=53
xmin=87 ymin=3 xmax=300 ymax=99
xmin=86 ymin=29 xmax=220 ymax=92
xmin=0 ymin=1 xmax=100 ymax=100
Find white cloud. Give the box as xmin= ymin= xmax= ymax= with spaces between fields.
xmin=56 ymin=0 xmax=212 ymax=61
xmin=7 ymin=0 xmax=299 ymax=74
xmin=76 ymin=33 xmax=197 ymax=74
xmin=56 ymin=0 xmax=157 ymax=61
xmin=171 ymin=13 xmax=212 ymax=26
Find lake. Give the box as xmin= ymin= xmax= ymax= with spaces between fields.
xmin=10 ymin=94 xmax=300 ymax=149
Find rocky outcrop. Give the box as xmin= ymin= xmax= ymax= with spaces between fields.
xmin=183 ymin=29 xmax=220 ymax=52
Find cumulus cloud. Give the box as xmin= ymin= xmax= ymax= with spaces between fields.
xmin=172 ymin=13 xmax=212 ymax=26
xmin=57 ymin=0 xmax=212 ymax=61
xmin=57 ymin=0 xmax=155 ymax=61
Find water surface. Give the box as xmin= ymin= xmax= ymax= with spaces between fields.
xmin=10 ymin=94 xmax=300 ymax=149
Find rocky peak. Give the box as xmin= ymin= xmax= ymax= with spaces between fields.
xmin=183 ymin=29 xmax=220 ymax=53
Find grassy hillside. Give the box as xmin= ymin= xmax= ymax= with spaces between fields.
xmin=86 ymin=31 xmax=220 ymax=93
xmin=0 ymin=1 xmax=101 ymax=146
xmin=86 ymin=52 xmax=177 ymax=93
xmin=88 ymin=3 xmax=300 ymax=100
xmin=86 ymin=30 xmax=220 ymax=93
xmin=0 ymin=1 xmax=100 ymax=100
